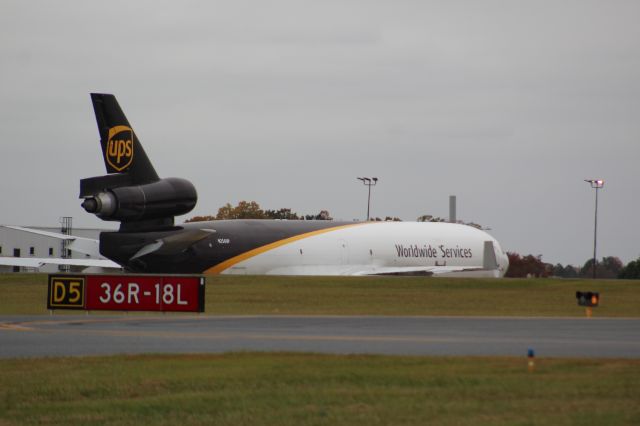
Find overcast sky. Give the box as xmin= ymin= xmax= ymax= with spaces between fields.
xmin=1 ymin=1 xmax=639 ymax=266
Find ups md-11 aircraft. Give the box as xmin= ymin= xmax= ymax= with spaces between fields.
xmin=1 ymin=94 xmax=508 ymax=276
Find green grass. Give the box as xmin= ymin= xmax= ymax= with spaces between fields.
xmin=0 ymin=353 xmax=638 ymax=426
xmin=0 ymin=274 xmax=639 ymax=316
xmin=0 ymin=274 xmax=47 ymax=315
xmin=207 ymin=275 xmax=640 ymax=317
xmin=1 ymin=277 xmax=638 ymax=424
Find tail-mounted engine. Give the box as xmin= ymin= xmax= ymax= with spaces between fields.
xmin=80 ymin=174 xmax=197 ymax=231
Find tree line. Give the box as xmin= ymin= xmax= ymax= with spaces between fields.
xmin=185 ymin=201 xmax=334 ymax=222
xmin=186 ymin=201 xmax=478 ymax=225
xmin=505 ymin=252 xmax=640 ymax=279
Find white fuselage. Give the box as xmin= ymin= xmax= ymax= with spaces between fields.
xmin=219 ymin=222 xmax=509 ymax=277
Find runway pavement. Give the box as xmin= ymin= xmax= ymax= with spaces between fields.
xmin=1 ymin=315 xmax=639 ymax=358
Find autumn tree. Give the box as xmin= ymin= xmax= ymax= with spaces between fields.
xmin=505 ymin=252 xmax=550 ymax=278
xmin=225 ymin=201 xmax=265 ymax=219
xmin=215 ymin=203 xmax=236 ymax=220
xmin=185 ymin=202 xmax=333 ymax=222
xmin=185 ymin=201 xmax=267 ymax=222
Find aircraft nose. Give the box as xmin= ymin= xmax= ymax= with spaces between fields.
xmin=499 ymin=252 xmax=509 ymax=277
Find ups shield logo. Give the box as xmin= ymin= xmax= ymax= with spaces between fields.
xmin=106 ymin=126 xmax=134 ymax=172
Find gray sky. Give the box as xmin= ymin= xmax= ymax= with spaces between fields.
xmin=1 ymin=0 xmax=639 ymax=266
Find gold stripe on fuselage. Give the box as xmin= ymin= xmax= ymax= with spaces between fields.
xmin=205 ymin=222 xmax=370 ymax=274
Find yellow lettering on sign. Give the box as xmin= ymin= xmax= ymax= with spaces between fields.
xmin=68 ymin=281 xmax=81 ymax=303
xmin=48 ymin=276 xmax=85 ymax=309
xmin=53 ymin=281 xmax=66 ymax=303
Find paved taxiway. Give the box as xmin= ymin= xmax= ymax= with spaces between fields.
xmin=1 ymin=315 xmax=639 ymax=358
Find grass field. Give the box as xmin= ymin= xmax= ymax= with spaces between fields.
xmin=0 ymin=273 xmax=638 ymax=317
xmin=1 ymin=275 xmax=639 ymax=425
xmin=0 ymin=353 xmax=638 ymax=426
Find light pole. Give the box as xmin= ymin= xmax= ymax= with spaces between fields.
xmin=584 ymin=179 xmax=604 ymax=279
xmin=357 ymin=177 xmax=378 ymax=221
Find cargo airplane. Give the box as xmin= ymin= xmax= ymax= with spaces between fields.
xmin=0 ymin=94 xmax=509 ymax=276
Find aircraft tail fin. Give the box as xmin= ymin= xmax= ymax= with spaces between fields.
xmin=90 ymin=93 xmax=159 ymax=185
xmin=80 ymin=94 xmax=197 ymax=232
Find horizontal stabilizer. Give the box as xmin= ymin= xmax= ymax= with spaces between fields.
xmin=2 ymin=225 xmax=103 ymax=258
xmin=0 ymin=257 xmax=121 ymax=269
xmin=3 ymin=225 xmax=76 ymax=240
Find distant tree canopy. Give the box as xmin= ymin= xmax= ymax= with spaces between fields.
xmin=619 ymin=257 xmax=640 ymax=279
xmin=185 ymin=201 xmax=332 ymax=222
xmin=372 ymin=216 xmax=402 ymax=222
xmin=216 ymin=201 xmax=264 ymax=220
xmin=417 ymin=215 xmax=447 ymax=223
xmin=545 ymin=256 xmax=633 ymax=279
xmin=264 ymin=208 xmax=300 ymax=220
xmin=304 ymin=210 xmax=333 ymax=221
xmin=551 ymin=263 xmax=579 ymax=278
xmin=185 ymin=200 xmax=410 ymax=223
xmin=580 ymin=256 xmax=624 ymax=279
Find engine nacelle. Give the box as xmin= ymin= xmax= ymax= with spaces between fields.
xmin=81 ymin=177 xmax=197 ymax=222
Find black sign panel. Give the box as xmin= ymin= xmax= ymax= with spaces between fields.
xmin=47 ymin=275 xmax=86 ymax=310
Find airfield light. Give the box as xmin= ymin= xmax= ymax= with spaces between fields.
xmin=576 ymin=291 xmax=600 ymax=318
xmin=357 ymin=176 xmax=379 ymax=221
xmin=576 ymin=291 xmax=600 ymax=307
xmin=584 ymin=179 xmax=604 ymax=279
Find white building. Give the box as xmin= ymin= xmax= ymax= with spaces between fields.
xmin=0 ymin=221 xmax=109 ymax=273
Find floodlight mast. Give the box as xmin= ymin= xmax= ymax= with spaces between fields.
xmin=584 ymin=179 xmax=604 ymax=279
xmin=357 ymin=177 xmax=378 ymax=221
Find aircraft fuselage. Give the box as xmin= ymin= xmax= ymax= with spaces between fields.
xmin=100 ymin=220 xmax=509 ymax=277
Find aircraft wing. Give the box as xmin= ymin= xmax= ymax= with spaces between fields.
xmin=353 ymin=265 xmax=482 ymax=276
xmin=0 ymin=257 xmax=121 ymax=269
xmin=2 ymin=225 xmax=102 ymax=258
xmin=0 ymin=225 xmax=120 ymax=270
xmin=262 ymin=264 xmax=484 ymax=276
